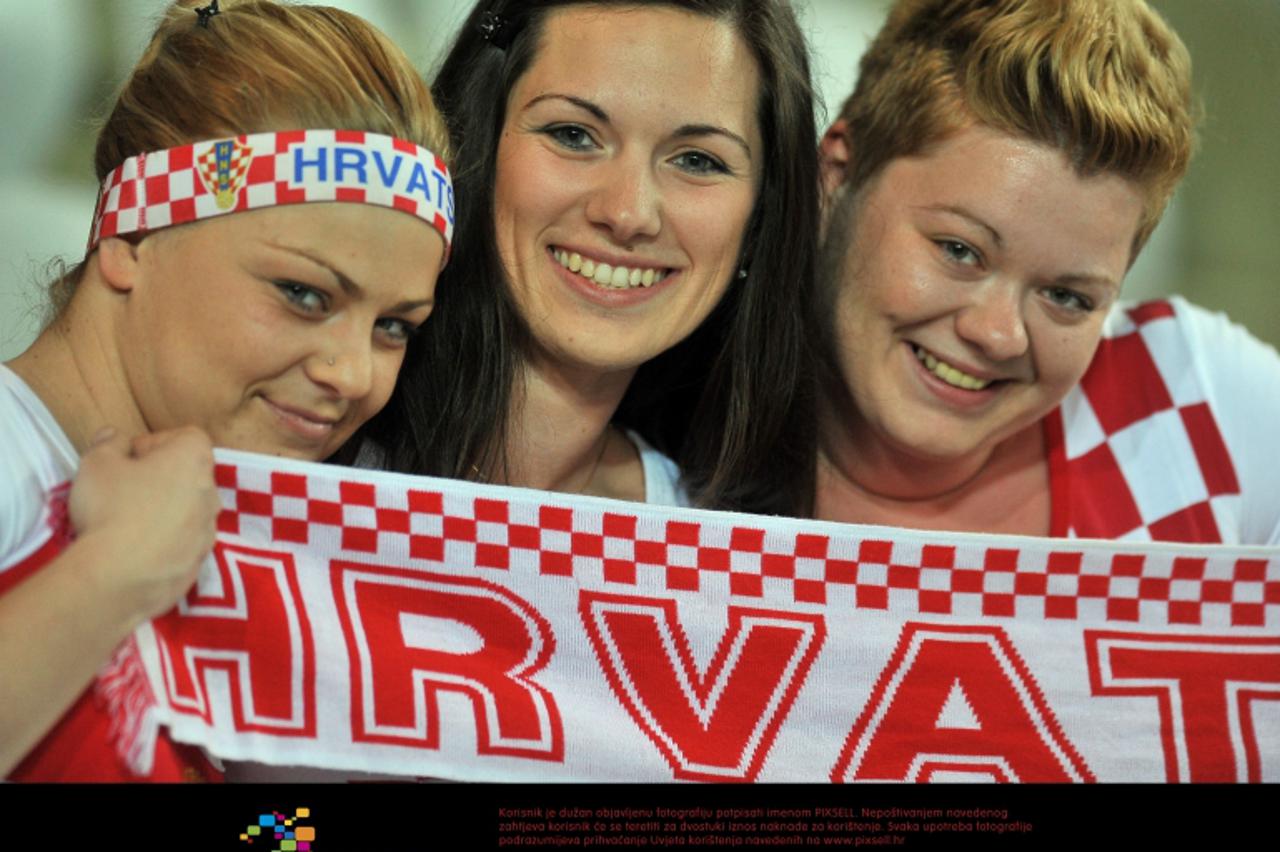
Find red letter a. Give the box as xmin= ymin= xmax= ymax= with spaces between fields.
xmin=833 ymin=622 xmax=1092 ymax=782
xmin=581 ymin=591 xmax=824 ymax=781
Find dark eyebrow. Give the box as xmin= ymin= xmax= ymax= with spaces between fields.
xmin=271 ymin=243 xmax=433 ymax=313
xmin=673 ymin=124 xmax=753 ymax=161
xmin=523 ymin=94 xmax=753 ymax=160
xmin=918 ymin=204 xmax=1004 ymax=249
xmin=523 ymin=93 xmax=609 ymax=122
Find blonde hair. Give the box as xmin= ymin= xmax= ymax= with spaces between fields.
xmin=53 ymin=0 xmax=448 ymax=310
xmin=836 ymin=0 xmax=1195 ymax=253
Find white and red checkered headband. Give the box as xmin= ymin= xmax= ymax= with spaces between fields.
xmin=87 ymin=129 xmax=454 ymax=257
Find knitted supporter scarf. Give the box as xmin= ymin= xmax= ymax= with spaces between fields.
xmin=110 ymin=450 xmax=1279 ymax=782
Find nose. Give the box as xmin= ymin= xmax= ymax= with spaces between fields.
xmin=305 ymin=325 xmax=374 ymax=401
xmin=954 ymin=280 xmax=1030 ymax=362
xmin=583 ymin=154 xmax=661 ymax=244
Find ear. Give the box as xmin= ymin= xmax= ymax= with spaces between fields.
xmin=94 ymin=237 xmax=143 ymax=294
xmin=819 ymin=119 xmax=853 ymax=199
xmin=818 ymin=119 xmax=854 ymax=237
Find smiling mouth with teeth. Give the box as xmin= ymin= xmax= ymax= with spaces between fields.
xmin=912 ymin=344 xmax=994 ymax=391
xmin=552 ymin=247 xmax=669 ymax=289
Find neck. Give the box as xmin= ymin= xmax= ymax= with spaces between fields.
xmin=7 ymin=270 xmax=146 ymax=452
xmin=816 ymin=405 xmax=1050 ymax=535
xmin=500 ymin=355 xmax=643 ymax=500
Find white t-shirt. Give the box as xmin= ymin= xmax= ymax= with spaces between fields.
xmin=0 ymin=363 xmax=77 ymax=574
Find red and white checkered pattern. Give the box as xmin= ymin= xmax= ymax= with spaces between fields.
xmin=214 ymin=456 xmax=1280 ymax=631
xmin=1047 ymin=299 xmax=1242 ymax=543
xmin=88 ymin=129 xmax=453 ymax=253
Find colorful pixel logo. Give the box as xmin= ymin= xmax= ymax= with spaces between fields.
xmin=239 ymin=808 xmax=315 ymax=851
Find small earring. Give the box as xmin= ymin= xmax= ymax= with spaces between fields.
xmin=736 ymin=268 xmax=748 ymax=280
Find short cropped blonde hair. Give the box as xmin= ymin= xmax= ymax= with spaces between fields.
xmin=836 ymin=0 xmax=1195 ymax=253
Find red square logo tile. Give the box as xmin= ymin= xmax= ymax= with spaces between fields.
xmin=922 ymin=545 xmax=955 ymax=569
xmin=475 ymin=543 xmax=508 ymax=569
xmin=1065 ymin=445 xmax=1144 ymax=538
xmin=730 ymin=528 xmax=765 ymax=552
xmin=918 ymin=590 xmax=951 ymax=614
xmin=1106 ymin=598 xmax=1140 ymax=622
xmin=698 ymin=548 xmax=730 ymax=572
xmin=603 ymin=559 xmax=636 ymax=585
xmin=603 ymin=513 xmax=637 ymax=539
xmin=795 ymin=534 xmax=828 ymax=560
xmin=443 ymin=516 xmax=476 ymax=541
xmin=407 ymin=490 xmax=443 ymax=514
xmin=1171 ymin=557 xmax=1206 ymax=580
xmin=271 ymin=472 xmax=308 ymax=498
xmin=539 ymin=551 xmax=573 ymax=576
xmin=984 ymin=548 xmax=1019 ymax=572
xmin=666 ymin=521 xmax=700 ymax=546
xmin=952 ymin=570 xmax=983 ymax=594
xmin=635 ymin=540 xmax=666 ymax=565
xmin=409 ymin=535 xmax=443 ymax=561
xmin=1047 ymin=551 xmax=1083 ymax=574
xmin=1168 ymin=601 xmax=1202 ymax=625
xmin=982 ymin=594 xmax=1015 ymax=617
xmin=794 ymin=580 xmax=826 ymax=605
xmin=1138 ymin=577 xmax=1170 ymax=600
xmin=1044 ymin=597 xmax=1077 ymax=620
xmin=237 ymin=490 xmax=272 ymax=515
xmin=825 ymin=560 xmax=857 ymax=584
xmin=666 ymin=566 xmax=699 ymax=592
xmin=508 ymin=524 xmax=540 ymax=550
xmin=342 ymin=526 xmax=378 ymax=553
xmin=474 ymin=499 xmax=508 ymax=523
xmin=376 ymin=508 xmax=409 ymax=534
xmin=858 ymin=540 xmax=893 ymax=563
xmin=1078 ymin=575 xmax=1110 ymax=598
xmin=1110 ymin=554 xmax=1145 ymax=577
xmin=856 ymin=585 xmax=888 ymax=610
xmin=1079 ymin=332 xmax=1173 ymax=434
xmin=887 ymin=565 xmax=919 ymax=589
xmin=1230 ymin=603 xmax=1265 ymax=627
xmin=272 ymin=518 xmax=308 ymax=544
xmin=339 ymin=481 xmax=377 ymax=506
xmin=730 ymin=573 xmax=763 ymax=598
xmin=762 ymin=553 xmax=795 ymax=578
xmin=1014 ymin=573 xmax=1047 ymax=596
xmin=1233 ymin=559 xmax=1268 ymax=583
xmin=571 ymin=533 xmax=604 ymax=558
xmin=539 ymin=506 xmax=573 ymax=531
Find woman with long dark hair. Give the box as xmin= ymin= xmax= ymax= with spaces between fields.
xmin=366 ymin=0 xmax=821 ymax=516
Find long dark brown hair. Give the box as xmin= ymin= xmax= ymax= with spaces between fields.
xmin=367 ymin=0 xmax=821 ymax=516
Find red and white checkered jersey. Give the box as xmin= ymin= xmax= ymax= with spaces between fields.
xmin=1046 ymin=297 xmax=1280 ymax=545
xmin=0 ymin=365 xmax=216 ymax=781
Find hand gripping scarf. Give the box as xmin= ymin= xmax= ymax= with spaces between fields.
xmin=95 ymin=450 xmax=1280 ymax=783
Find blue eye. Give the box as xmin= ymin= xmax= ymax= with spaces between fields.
xmin=375 ymin=317 xmax=419 ymax=346
xmin=1043 ymin=286 xmax=1095 ymax=313
xmin=937 ymin=239 xmax=981 ymax=267
xmin=672 ymin=150 xmax=729 ymax=176
xmin=542 ymin=124 xmax=597 ymax=152
xmin=275 ymin=281 xmax=327 ymax=313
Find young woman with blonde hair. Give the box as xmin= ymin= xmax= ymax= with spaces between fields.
xmin=1 ymin=0 xmax=454 ymax=780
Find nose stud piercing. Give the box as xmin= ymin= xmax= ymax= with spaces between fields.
xmin=327 ymin=357 xmax=335 ymax=366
